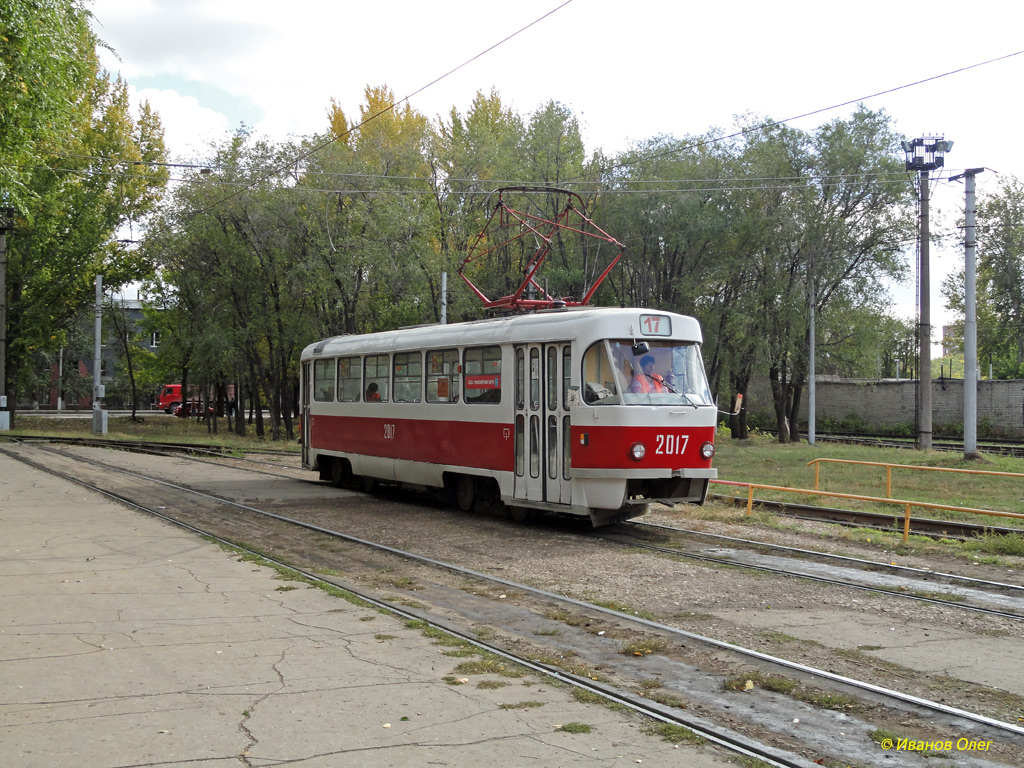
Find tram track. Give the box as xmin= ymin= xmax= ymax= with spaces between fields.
xmin=712 ymin=492 xmax=1024 ymax=539
xmin=599 ymin=520 xmax=1024 ymax=620
xmin=23 ymin=435 xmax=1023 ymax=620
xmin=811 ymin=433 xmax=1024 ymax=458
xmin=3 ymin=441 xmax=1023 ymax=768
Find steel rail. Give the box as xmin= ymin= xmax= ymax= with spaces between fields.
xmin=595 ymin=528 xmax=1024 ymax=621
xmin=632 ymin=519 xmax=1024 ymax=594
xmin=8 ymin=441 xmax=1024 ymax=742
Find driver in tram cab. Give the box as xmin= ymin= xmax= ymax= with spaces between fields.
xmin=630 ymin=355 xmax=668 ymax=393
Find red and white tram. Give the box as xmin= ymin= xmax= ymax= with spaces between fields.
xmin=300 ymin=306 xmax=718 ymax=526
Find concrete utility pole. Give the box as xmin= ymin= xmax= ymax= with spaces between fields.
xmin=92 ymin=274 xmax=107 ymax=436
xmin=0 ymin=207 xmax=16 ymax=431
xmin=919 ymin=168 xmax=933 ymax=450
xmin=440 ymin=271 xmax=448 ymax=325
xmin=950 ymin=168 xmax=985 ymax=459
xmin=807 ymin=253 xmax=816 ymax=446
xmin=902 ymin=137 xmax=953 ymax=451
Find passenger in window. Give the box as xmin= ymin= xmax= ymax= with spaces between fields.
xmin=630 ymin=355 xmax=667 ymax=393
xmin=366 ymin=382 xmax=381 ymax=402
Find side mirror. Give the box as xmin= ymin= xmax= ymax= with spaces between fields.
xmin=718 ymin=393 xmax=744 ymax=416
xmin=631 ymin=341 xmax=650 ymax=356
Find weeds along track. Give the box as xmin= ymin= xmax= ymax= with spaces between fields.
xmin=4 ymin=441 xmax=1024 ymax=768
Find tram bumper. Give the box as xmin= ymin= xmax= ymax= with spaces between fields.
xmin=626 ymin=467 xmax=716 ymax=506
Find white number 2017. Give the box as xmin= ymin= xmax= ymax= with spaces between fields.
xmin=655 ymin=434 xmax=688 ymax=455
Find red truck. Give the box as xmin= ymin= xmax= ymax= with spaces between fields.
xmin=157 ymin=384 xmax=183 ymax=413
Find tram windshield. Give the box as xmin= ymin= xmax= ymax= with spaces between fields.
xmin=582 ymin=339 xmax=714 ymax=407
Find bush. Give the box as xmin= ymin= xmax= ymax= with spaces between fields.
xmin=837 ymin=413 xmax=870 ymax=433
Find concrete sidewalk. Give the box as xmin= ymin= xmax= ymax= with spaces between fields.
xmin=0 ymin=452 xmax=730 ymax=767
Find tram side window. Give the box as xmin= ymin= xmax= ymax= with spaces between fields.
xmin=337 ymin=356 xmax=362 ymax=402
xmin=464 ymin=345 xmax=502 ymax=404
xmin=562 ymin=346 xmax=572 ymax=410
xmin=426 ymin=349 xmax=460 ymax=403
xmin=581 ymin=341 xmax=621 ymax=405
xmin=364 ymin=354 xmax=389 ymax=403
xmin=313 ymin=358 xmax=335 ymax=402
xmin=393 ymin=352 xmax=422 ymax=403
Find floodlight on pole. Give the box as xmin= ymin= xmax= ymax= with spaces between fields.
xmin=902 ymin=136 xmax=951 ymax=451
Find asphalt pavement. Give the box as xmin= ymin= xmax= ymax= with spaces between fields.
xmin=0 ymin=449 xmax=732 ymax=767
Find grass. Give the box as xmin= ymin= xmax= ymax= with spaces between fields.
xmin=498 ymin=700 xmax=545 ymax=710
xmin=644 ymin=722 xmax=704 ymax=745
xmin=724 ymin=671 xmax=862 ymax=711
xmin=556 ymin=722 xmax=592 ymax=734
xmin=712 ymin=433 xmax=1024 ymax=524
xmin=476 ymin=680 xmax=511 ymax=690
xmin=5 ymin=413 xmax=300 ymax=451
xmin=453 ymin=656 xmax=526 ymax=678
xmin=619 ymin=637 xmax=668 ymax=657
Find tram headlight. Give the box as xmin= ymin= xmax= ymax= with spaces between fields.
xmin=629 ymin=442 xmax=646 ymax=461
xmin=700 ymin=441 xmax=715 ymax=459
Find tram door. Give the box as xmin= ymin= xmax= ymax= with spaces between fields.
xmin=301 ymin=360 xmax=311 ymax=466
xmin=513 ymin=343 xmax=572 ymax=505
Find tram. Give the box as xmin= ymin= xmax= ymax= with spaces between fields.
xmin=299 ymin=306 xmax=718 ymax=526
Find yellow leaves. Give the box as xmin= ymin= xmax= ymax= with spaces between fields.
xmin=327 ymin=98 xmax=351 ymax=146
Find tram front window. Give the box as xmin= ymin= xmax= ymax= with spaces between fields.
xmin=582 ymin=340 xmax=713 ymax=406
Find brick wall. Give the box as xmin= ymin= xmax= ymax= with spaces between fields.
xmin=746 ymin=378 xmax=1024 ymax=438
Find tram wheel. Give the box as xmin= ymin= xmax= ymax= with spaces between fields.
xmin=360 ymin=475 xmax=377 ymax=494
xmin=455 ymin=475 xmax=476 ymax=511
xmin=329 ymin=458 xmax=349 ymax=488
xmin=507 ymin=505 xmax=534 ymax=524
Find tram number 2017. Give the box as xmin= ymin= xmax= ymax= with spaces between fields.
xmin=655 ymin=434 xmax=688 ymax=455
xmin=383 ymin=423 xmax=396 ymax=440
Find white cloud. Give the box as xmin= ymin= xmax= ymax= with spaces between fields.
xmin=131 ymin=88 xmax=232 ymax=161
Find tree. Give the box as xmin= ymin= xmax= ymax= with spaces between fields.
xmin=943 ymin=176 xmax=1024 ymax=377
xmin=3 ymin=49 xmax=167 ymax=420
xmin=298 ymin=86 xmax=437 ymax=339
xmin=144 ymin=128 xmax=311 ymax=439
xmin=428 ymin=88 xmax=526 ymax=320
xmin=0 ymin=0 xmax=96 ymax=208
xmin=737 ymin=108 xmax=912 ymax=441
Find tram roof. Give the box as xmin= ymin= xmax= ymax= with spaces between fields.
xmin=302 ymin=307 xmax=703 ymax=360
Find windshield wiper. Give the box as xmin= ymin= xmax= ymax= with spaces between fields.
xmin=646 ymin=373 xmax=698 ymax=408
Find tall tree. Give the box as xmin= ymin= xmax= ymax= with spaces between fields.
xmin=740 ymin=108 xmax=912 ymax=441
xmin=428 ymin=88 xmax=526 ymax=320
xmin=1 ymin=0 xmax=96 ymax=208
xmin=300 ymin=85 xmax=436 ymax=335
xmin=3 ymin=48 xmax=167 ymax=418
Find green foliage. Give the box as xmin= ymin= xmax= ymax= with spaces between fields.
xmin=14 ymin=66 xmax=935 ymax=445
xmin=0 ymin=0 xmax=96 ymax=207
xmin=556 ymin=722 xmax=592 ymax=734
xmin=645 ymin=722 xmax=704 ymax=745
xmin=3 ymin=22 xmax=168 ymax=414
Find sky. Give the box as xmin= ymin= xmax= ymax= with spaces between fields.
xmin=89 ymin=0 xmax=1024 ymax=337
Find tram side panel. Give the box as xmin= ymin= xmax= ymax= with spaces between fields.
xmin=309 ymin=407 xmax=513 ymax=484
xmin=303 ymin=346 xmax=515 ymax=492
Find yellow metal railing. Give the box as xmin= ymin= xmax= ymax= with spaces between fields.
xmin=807 ymin=458 xmax=1024 ymax=499
xmin=710 ymin=479 xmax=1024 ymax=544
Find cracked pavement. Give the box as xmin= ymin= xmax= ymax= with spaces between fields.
xmin=0 ymin=451 xmax=735 ymax=767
